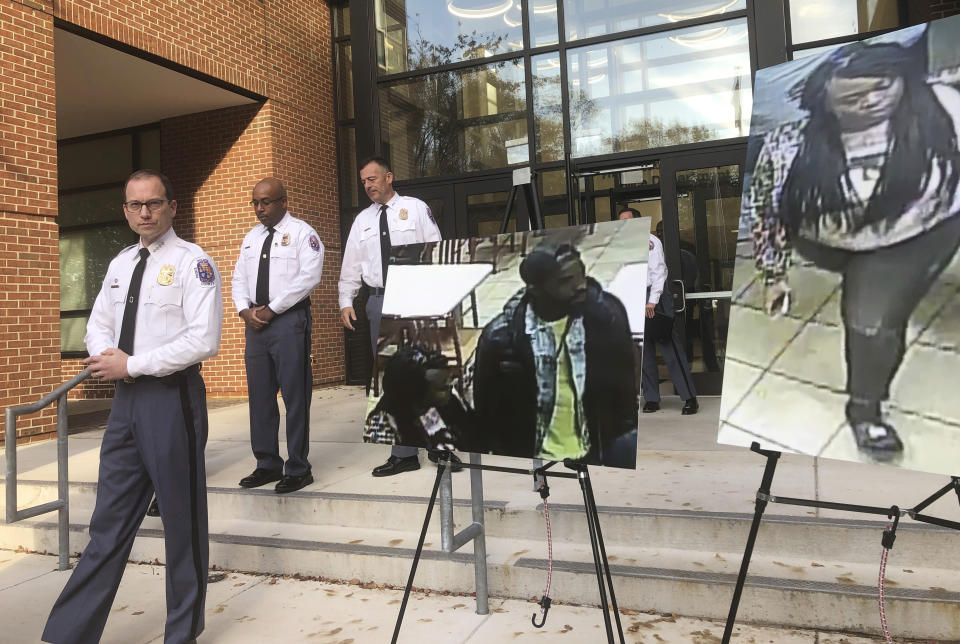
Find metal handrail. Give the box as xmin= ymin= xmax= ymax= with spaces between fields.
xmin=4 ymin=368 xmax=91 ymax=571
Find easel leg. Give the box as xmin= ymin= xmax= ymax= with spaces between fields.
xmin=583 ymin=467 xmax=626 ymax=643
xmin=392 ymin=460 xmax=446 ymax=644
xmin=722 ymin=445 xmax=780 ymax=644
xmin=575 ymin=465 xmax=615 ymax=644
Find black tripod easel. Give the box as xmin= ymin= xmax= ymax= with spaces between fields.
xmin=722 ymin=441 xmax=960 ymax=643
xmin=392 ymin=167 xmax=625 ymax=644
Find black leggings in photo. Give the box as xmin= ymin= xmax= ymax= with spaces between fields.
xmin=795 ymin=214 xmax=960 ymax=421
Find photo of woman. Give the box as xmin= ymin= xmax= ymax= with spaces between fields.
xmin=721 ymin=17 xmax=960 ymax=473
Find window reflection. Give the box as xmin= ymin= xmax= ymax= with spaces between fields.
xmin=567 ymin=18 xmax=752 ymax=157
xmin=789 ymin=0 xmax=900 ymax=46
xmin=381 ymin=60 xmax=528 ymax=178
xmin=532 ymin=53 xmax=563 ymax=163
xmin=564 ymin=0 xmax=745 ymax=42
xmin=528 ymin=0 xmax=559 ymax=47
xmin=375 ymin=0 xmax=523 ymax=75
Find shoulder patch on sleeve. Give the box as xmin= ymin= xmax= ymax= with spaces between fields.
xmin=649 ymin=240 xmax=654 ymax=250
xmin=309 ymin=235 xmax=321 ymax=252
xmin=426 ymin=206 xmax=436 ymax=225
xmin=194 ymin=257 xmax=217 ymax=286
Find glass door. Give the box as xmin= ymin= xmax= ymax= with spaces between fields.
xmin=660 ymin=149 xmax=745 ymax=394
xmin=454 ymin=176 xmax=518 ymax=238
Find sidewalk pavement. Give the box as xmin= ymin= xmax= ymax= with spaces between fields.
xmin=1 ymin=551 xmax=886 ymax=643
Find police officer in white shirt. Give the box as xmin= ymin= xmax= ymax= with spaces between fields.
xmin=233 ymin=178 xmax=324 ymax=494
xmin=618 ymin=208 xmax=698 ymax=415
xmin=43 ymin=170 xmax=222 ymax=644
xmin=339 ymin=156 xmax=463 ymax=476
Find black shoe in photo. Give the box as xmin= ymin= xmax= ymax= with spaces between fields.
xmin=146 ymin=497 xmax=160 ymax=517
xmin=851 ymin=421 xmax=904 ymax=462
xmin=275 ymin=472 xmax=314 ymax=494
xmin=642 ymin=401 xmax=660 ymax=413
xmin=372 ymin=455 xmax=420 ymax=477
xmin=682 ymin=397 xmax=699 ymax=415
xmin=238 ymin=468 xmax=283 ymax=489
xmin=428 ymin=451 xmax=464 ymax=472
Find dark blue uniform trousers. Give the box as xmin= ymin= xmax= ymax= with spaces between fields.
xmin=366 ymin=293 xmax=417 ymax=458
xmin=42 ymin=371 xmax=209 ymax=644
xmin=245 ymin=307 xmax=313 ymax=475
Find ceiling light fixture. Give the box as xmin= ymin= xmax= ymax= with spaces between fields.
xmin=447 ymin=0 xmax=513 ymax=19
xmin=659 ymin=0 xmax=739 ymax=23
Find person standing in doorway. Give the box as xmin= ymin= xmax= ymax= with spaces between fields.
xmin=619 ymin=208 xmax=698 ymax=415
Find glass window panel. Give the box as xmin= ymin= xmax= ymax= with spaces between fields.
xmin=337 ymin=42 xmax=355 ymax=120
xmin=381 ymin=60 xmax=528 ymax=178
xmin=593 ymin=196 xmax=611 ymax=221
xmin=468 ymin=190 xmax=512 ymax=237
xmin=59 ymin=223 xmax=136 ymax=312
xmin=789 ymin=0 xmax=900 ymax=46
xmin=61 ymin=316 xmax=88 ymax=354
xmin=792 ymin=42 xmax=843 ymax=60
xmin=59 ymin=187 xmax=126 ymax=227
xmin=58 ymin=134 xmax=132 ymax=190
xmin=334 ymin=5 xmax=351 ymax=37
xmin=564 ymin=0 xmax=746 ymax=42
xmin=375 ymin=0 xmax=523 ymax=75
xmin=529 ymin=0 xmax=559 ymax=47
xmin=568 ymin=18 xmax=752 ymax=157
xmin=532 ymin=53 xmax=563 ymax=163
xmin=338 ymin=126 xmax=359 ymax=209
xmin=137 ymin=127 xmax=161 ymax=168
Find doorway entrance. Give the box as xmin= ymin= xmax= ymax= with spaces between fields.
xmin=574 ymin=148 xmax=745 ymax=395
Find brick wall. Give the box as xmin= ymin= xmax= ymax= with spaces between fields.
xmin=0 ymin=0 xmax=60 ymax=441
xmin=930 ymin=1 xmax=960 ymax=18
xmin=0 ymin=0 xmax=340 ymax=440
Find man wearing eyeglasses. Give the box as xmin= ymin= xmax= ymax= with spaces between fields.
xmin=232 ymin=177 xmax=324 ymax=494
xmin=43 ymin=169 xmax=222 ymax=644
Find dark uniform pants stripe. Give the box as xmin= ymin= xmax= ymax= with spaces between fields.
xmin=178 ymin=375 xmax=206 ymax=638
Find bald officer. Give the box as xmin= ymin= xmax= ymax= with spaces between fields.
xmin=43 ymin=169 xmax=222 ymax=644
xmin=233 ymin=178 xmax=324 ymax=494
xmin=338 ymin=156 xmax=462 ymax=476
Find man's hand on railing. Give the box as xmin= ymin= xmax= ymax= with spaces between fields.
xmin=84 ymin=348 xmax=130 ymax=381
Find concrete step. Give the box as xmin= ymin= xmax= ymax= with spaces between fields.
xmin=3 ymin=501 xmax=959 ymax=639
xmin=7 ymin=479 xmax=960 ymax=568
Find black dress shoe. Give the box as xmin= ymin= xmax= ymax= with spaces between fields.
xmin=275 ymin=472 xmax=314 ymax=494
xmin=851 ymin=421 xmax=903 ymax=462
xmin=239 ymin=468 xmax=283 ymax=489
xmin=681 ymin=397 xmax=699 ymax=415
xmin=428 ymin=451 xmax=464 ymax=472
xmin=642 ymin=401 xmax=660 ymax=413
xmin=372 ymin=455 xmax=420 ymax=477
xmin=146 ymin=497 xmax=160 ymax=517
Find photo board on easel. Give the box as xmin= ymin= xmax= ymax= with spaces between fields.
xmin=360 ymin=217 xmax=650 ymax=469
xmin=718 ymin=14 xmax=960 ymax=477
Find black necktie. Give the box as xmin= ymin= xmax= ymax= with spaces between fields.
xmin=379 ymin=205 xmax=390 ymax=284
xmin=118 ymin=248 xmax=149 ymax=355
xmin=256 ymin=226 xmax=275 ymax=306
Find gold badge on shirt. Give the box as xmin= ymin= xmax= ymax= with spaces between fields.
xmin=399 ymin=208 xmax=408 ymax=220
xmin=157 ymin=264 xmax=175 ymax=286
xmin=281 ymin=233 xmax=291 ymax=246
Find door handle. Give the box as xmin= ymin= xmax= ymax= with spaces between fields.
xmin=671 ymin=279 xmax=686 ymax=314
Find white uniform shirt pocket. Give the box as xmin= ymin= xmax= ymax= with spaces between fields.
xmin=359 ymin=225 xmax=380 ymax=272
xmin=271 ymin=244 xmax=299 ymax=282
xmin=390 ymin=217 xmax=418 ymax=246
xmin=143 ymin=284 xmax=184 ymax=337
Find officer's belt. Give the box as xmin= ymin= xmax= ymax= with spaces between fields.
xmin=363 ymin=281 xmax=386 ymax=296
xmin=248 ymin=297 xmax=311 ymax=315
xmin=122 ymin=363 xmax=200 ymax=386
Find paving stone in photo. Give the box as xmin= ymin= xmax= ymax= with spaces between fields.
xmin=718 ymin=358 xmax=764 ymax=422
xmin=891 ymin=344 xmax=960 ymax=423
xmin=726 ymin=305 xmax=803 ymax=369
xmin=778 ymin=261 xmax=840 ymax=322
xmin=770 ymin=321 xmax=846 ymax=392
xmin=916 ymin=292 xmax=960 ymax=351
xmin=727 ymin=371 xmax=849 ymax=455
